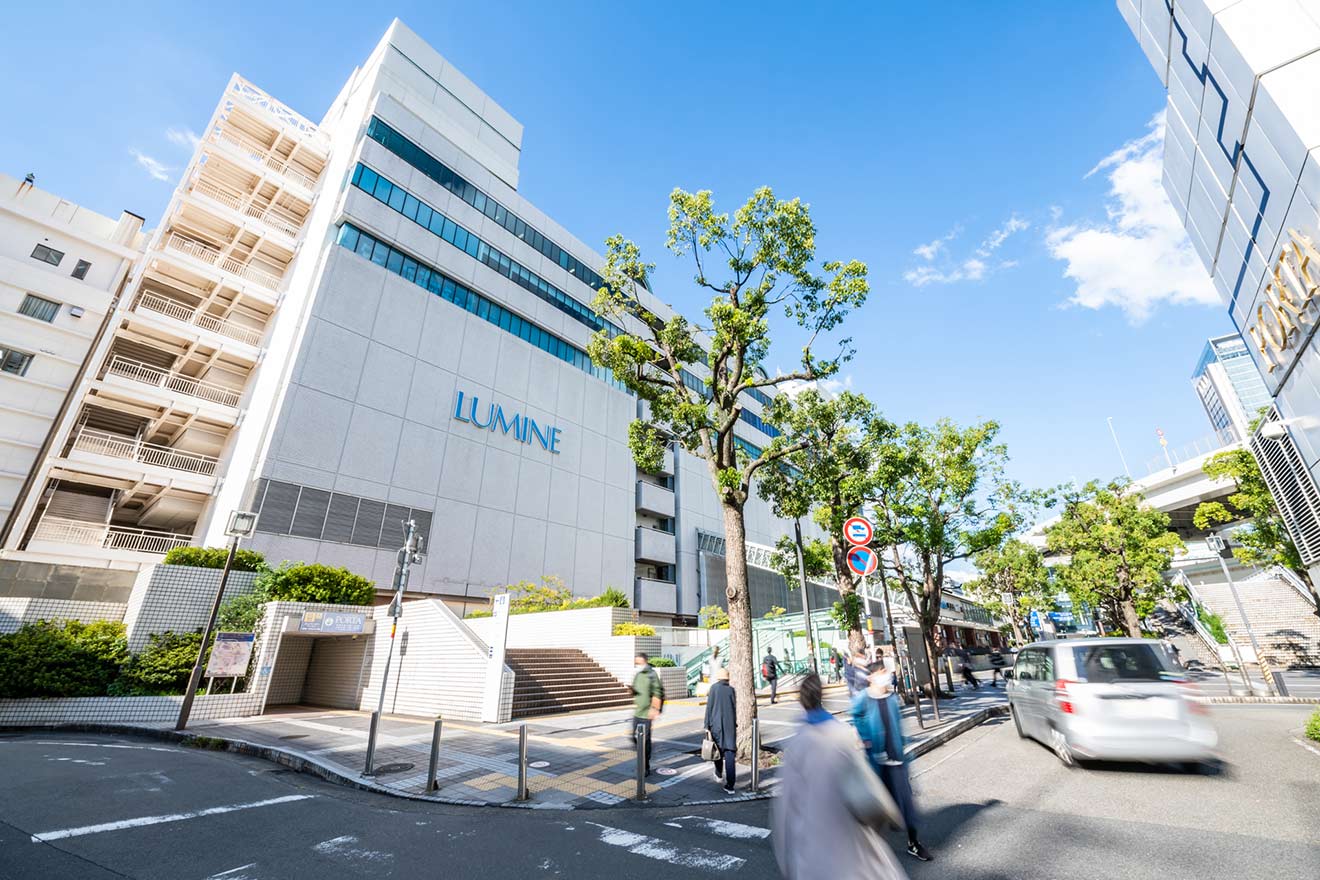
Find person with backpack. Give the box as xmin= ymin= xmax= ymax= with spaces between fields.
xmin=762 ymin=648 xmax=780 ymax=704
xmin=631 ymin=651 xmax=663 ymax=776
xmin=703 ymin=667 xmax=738 ymax=793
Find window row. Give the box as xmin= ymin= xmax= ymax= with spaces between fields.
xmin=365 ymin=117 xmax=647 ymax=297
xmin=336 ymin=223 xmax=628 ymax=392
xmin=677 ymin=368 xmax=780 ymax=438
xmin=18 ymin=293 xmax=60 ymax=323
xmin=29 ymin=244 xmax=90 ymax=279
xmin=0 ymin=346 xmax=34 ymax=377
xmin=351 ymin=163 xmax=622 ymax=339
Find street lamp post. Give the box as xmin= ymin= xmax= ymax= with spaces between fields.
xmin=364 ymin=519 xmax=425 ymax=774
xmin=176 ymin=510 xmax=258 ymax=732
xmin=1207 ymin=533 xmax=1282 ymax=696
xmin=793 ymin=517 xmax=818 ymax=675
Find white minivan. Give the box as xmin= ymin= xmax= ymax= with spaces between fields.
xmin=1005 ymin=638 xmax=1218 ymax=768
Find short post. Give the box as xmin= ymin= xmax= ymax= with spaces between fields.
xmin=516 ymin=723 xmax=529 ymax=801
xmin=426 ymin=716 xmax=443 ymax=793
xmin=634 ymin=722 xmax=648 ymax=801
xmin=749 ymin=719 xmax=760 ymax=794
xmin=363 ymin=710 xmax=380 ymax=776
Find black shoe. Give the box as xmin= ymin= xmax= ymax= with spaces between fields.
xmin=722 ymin=786 xmax=736 ymax=795
xmin=906 ymin=843 xmax=933 ymax=862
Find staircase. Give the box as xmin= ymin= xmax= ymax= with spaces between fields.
xmin=1192 ymin=572 xmax=1320 ymax=668
xmin=1149 ymin=606 xmax=1221 ymax=670
xmin=506 ymin=648 xmax=634 ymax=719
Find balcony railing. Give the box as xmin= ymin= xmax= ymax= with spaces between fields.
xmin=135 ymin=291 xmax=264 ymax=347
xmin=211 ymin=126 xmax=319 ymax=191
xmin=190 ymin=178 xmax=303 ymax=239
xmin=71 ymin=427 xmax=220 ymax=477
xmin=162 ymin=233 xmax=284 ymax=292
xmin=31 ymin=516 xmax=192 ymax=555
xmin=104 ymin=355 xmax=243 ymax=409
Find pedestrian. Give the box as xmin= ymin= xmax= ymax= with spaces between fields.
xmin=954 ymin=643 xmax=979 ymax=690
xmin=772 ymin=673 xmax=907 ymax=879
xmin=630 ymin=652 xmax=662 ymax=776
xmin=846 ymin=647 xmax=870 ymax=696
xmin=704 ymin=667 xmax=738 ymax=794
xmin=762 ymin=648 xmax=780 ymax=704
xmin=852 ymin=669 xmax=933 ymax=862
xmin=830 ymin=648 xmax=844 ymax=683
xmin=988 ymin=647 xmax=1006 ymax=686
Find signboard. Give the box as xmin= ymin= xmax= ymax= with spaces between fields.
xmin=1243 ymin=228 xmax=1320 ymax=392
xmin=482 ymin=592 xmax=513 ymax=722
xmin=299 ymin=611 xmax=367 ymax=634
xmin=453 ymin=389 xmax=563 ymax=454
xmin=845 ymin=545 xmax=879 ymax=577
xmin=205 ymin=632 xmax=255 ymax=678
xmin=843 ymin=516 xmax=873 ymax=546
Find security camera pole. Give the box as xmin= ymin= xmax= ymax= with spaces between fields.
xmin=364 ymin=518 xmax=425 ymax=774
xmin=176 ymin=510 xmax=258 ymax=731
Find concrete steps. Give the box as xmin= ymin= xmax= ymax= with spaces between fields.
xmin=1191 ymin=576 xmax=1320 ymax=668
xmin=1150 ymin=607 xmax=1221 ymax=670
xmin=506 ymin=648 xmax=634 ymax=719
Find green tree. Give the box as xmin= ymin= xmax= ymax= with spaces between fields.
xmin=1194 ymin=447 xmax=1320 ymax=619
xmin=758 ymin=388 xmax=892 ymax=654
xmin=260 ymin=563 xmax=375 ymax=606
xmin=1046 ymin=481 xmax=1185 ymax=636
xmin=588 ymin=187 xmax=868 ymax=749
xmin=966 ymin=539 xmax=1054 ymax=645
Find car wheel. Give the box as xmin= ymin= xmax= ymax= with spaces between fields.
xmin=1011 ymin=704 xmax=1027 ymax=739
xmin=1049 ymin=727 xmax=1076 ymax=768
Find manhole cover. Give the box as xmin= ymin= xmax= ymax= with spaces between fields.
xmin=365 ymin=762 xmax=414 ymax=777
xmin=655 ymin=767 xmax=678 ymax=776
xmin=529 ymin=761 xmax=550 ymax=769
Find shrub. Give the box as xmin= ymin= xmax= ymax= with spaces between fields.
xmin=699 ymin=604 xmax=729 ymax=630
xmin=763 ymin=606 xmax=786 ymax=619
xmin=1196 ymin=605 xmax=1229 ymax=645
xmin=597 ymin=586 xmax=631 ymax=609
xmin=0 ymin=620 xmax=128 ymax=698
xmin=614 ymin=623 xmax=656 ymax=637
xmin=164 ymin=546 xmax=267 ymax=573
xmin=468 ymin=579 xmax=632 ymax=617
xmin=216 ymin=582 xmax=272 ymax=632
xmin=111 ymin=631 xmax=203 ymax=696
xmin=650 ymin=657 xmax=677 ymax=668
xmin=261 ymin=563 xmax=375 ymax=606
xmin=1306 ymin=709 xmax=1320 ymax=744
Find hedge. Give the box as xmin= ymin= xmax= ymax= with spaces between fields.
xmin=649 ymin=657 xmax=677 ymax=668
xmin=613 ymin=623 xmax=655 ymax=637
xmin=0 ymin=620 xmax=129 ymax=698
xmin=1307 ymin=709 xmax=1320 ymax=744
xmin=110 ymin=632 xmax=204 ymax=696
xmin=260 ymin=563 xmax=375 ymax=606
xmin=164 ymin=546 xmax=267 ymax=572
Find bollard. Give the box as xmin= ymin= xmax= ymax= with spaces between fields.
xmin=749 ymin=719 xmax=760 ymax=794
xmin=426 ymin=716 xmax=443 ymax=793
xmin=634 ymin=721 xmax=648 ymax=801
xmin=363 ymin=710 xmax=380 ymax=776
xmin=516 ymin=723 xmax=529 ymax=801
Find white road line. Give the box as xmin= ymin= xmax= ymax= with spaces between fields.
xmin=2 ymin=741 xmax=182 ymax=753
xmin=584 ymin=822 xmax=745 ymax=872
xmin=1292 ymin=737 xmax=1320 ymax=758
xmin=205 ymin=864 xmax=257 ymax=879
xmin=30 ymin=795 xmax=314 ymax=842
xmin=663 ymin=816 xmax=770 ymax=839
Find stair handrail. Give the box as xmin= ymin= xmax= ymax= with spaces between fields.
xmin=683 ymin=636 xmax=730 ymax=694
xmin=1173 ymin=572 xmax=1234 ymax=662
xmin=1268 ymin=565 xmax=1318 ymax=609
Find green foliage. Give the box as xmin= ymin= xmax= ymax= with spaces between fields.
xmin=1306 ymin=709 xmax=1320 ymax=744
xmin=768 ymin=534 xmax=831 ymax=589
xmin=1046 ymin=481 xmax=1185 ymax=636
xmin=0 ymin=620 xmax=129 ymax=698
xmin=468 ymin=579 xmax=631 ymax=618
xmin=598 ymin=586 xmax=631 ymax=608
xmin=699 ymin=604 xmax=730 ymax=629
xmin=260 ymin=563 xmax=375 ymax=606
xmin=830 ymin=592 xmax=863 ymax=633
xmin=763 ymin=606 xmax=787 ymax=619
xmin=614 ymin=623 xmax=656 ymax=637
xmin=1196 ymin=605 xmax=1229 ymax=644
xmin=164 ymin=546 xmax=267 ymax=573
xmin=110 ymin=631 xmax=203 ymax=696
xmin=966 ymin=539 xmax=1054 ymax=641
xmin=217 ymin=583 xmax=273 ymax=632
xmin=649 ymin=657 xmax=678 ymax=668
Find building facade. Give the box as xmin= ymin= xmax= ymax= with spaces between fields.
xmin=0 ymin=21 xmax=813 ymax=623
xmin=1120 ymin=0 xmax=1320 ymax=571
xmin=1192 ymin=333 xmax=1272 ymax=440
xmin=0 ymin=174 xmax=145 ymax=537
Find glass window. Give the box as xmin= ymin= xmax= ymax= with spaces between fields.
xmin=358 ymin=166 xmax=378 ymax=192
xmin=386 ymin=250 xmax=404 ymax=274
xmin=30 ymin=244 xmax=64 ymax=266
xmin=1072 ymin=644 xmax=1167 ymax=683
xmin=415 ymin=204 xmax=432 ymax=229
xmin=402 ymin=195 xmax=420 ymax=221
xmin=402 ymin=258 xmax=417 ymax=282
xmin=0 ymin=348 xmax=33 ymax=376
xmin=71 ymin=259 xmax=92 ymax=280
xmin=373 ymin=176 xmax=393 ymax=201
xmin=339 ymin=225 xmax=360 ymax=250
xmin=370 ymin=241 xmax=389 ymax=267
xmin=18 ymin=294 xmax=60 ymax=322
xmin=473 ymin=192 xmax=487 ymax=214
xmin=451 ymin=226 xmax=466 ymax=250
xmin=387 ymin=186 xmax=407 ymax=212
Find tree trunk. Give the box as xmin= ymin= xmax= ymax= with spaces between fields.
xmin=1294 ymin=567 xmax=1320 ymax=621
xmin=720 ymin=501 xmax=757 ymax=760
xmin=831 ymin=538 xmax=867 ymax=655
xmin=1009 ymin=615 xmax=1027 ymax=646
xmin=1118 ymin=594 xmax=1143 ymax=637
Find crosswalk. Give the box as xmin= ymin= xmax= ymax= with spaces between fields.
xmin=564 ymin=813 xmax=774 ymax=874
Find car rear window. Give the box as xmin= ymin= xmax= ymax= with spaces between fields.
xmin=1071 ymin=644 xmax=1168 ymax=683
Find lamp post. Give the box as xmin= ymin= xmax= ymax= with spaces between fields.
xmin=364 ymin=519 xmax=425 ymax=774
xmin=176 ymin=510 xmax=258 ymax=731
xmin=793 ymin=517 xmax=818 ymax=675
xmin=1207 ymin=533 xmax=1283 ymax=696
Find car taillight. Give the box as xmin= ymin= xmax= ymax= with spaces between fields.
xmin=1055 ymin=679 xmax=1077 ymax=714
xmin=1178 ymin=681 xmax=1210 ymax=715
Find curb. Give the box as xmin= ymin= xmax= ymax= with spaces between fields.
xmin=1197 ymin=696 xmax=1320 ymax=705
xmin=906 ymin=704 xmax=1010 ymax=760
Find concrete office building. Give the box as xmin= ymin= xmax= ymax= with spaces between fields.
xmin=0 ymin=21 xmax=813 ymax=623
xmin=1192 ymin=332 xmax=1272 ymax=440
xmin=0 ymin=175 xmax=145 ymax=534
xmin=1120 ymin=0 xmax=1320 ymax=573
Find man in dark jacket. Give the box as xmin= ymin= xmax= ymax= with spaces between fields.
xmin=762 ymin=649 xmax=780 ymax=704
xmin=704 ymin=667 xmax=738 ymax=793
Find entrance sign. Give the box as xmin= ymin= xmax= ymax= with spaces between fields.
xmin=206 ymin=632 xmax=256 ymax=678
xmin=482 ymin=592 xmax=512 ymax=722
xmin=300 ymin=611 xmax=367 ymax=634
xmin=845 ymin=545 xmax=879 ymax=577
xmin=843 ymin=516 xmax=873 ymax=546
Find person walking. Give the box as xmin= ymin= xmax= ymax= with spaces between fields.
xmin=846 ymin=647 xmax=870 ymax=696
xmin=703 ymin=667 xmax=738 ymax=794
xmin=829 ymin=648 xmax=843 ymax=683
xmin=762 ymin=648 xmax=780 ymax=704
xmin=852 ymin=668 xmax=933 ymax=862
xmin=631 ymin=652 xmax=662 ymax=776
xmin=953 ymin=642 xmax=979 ymax=690
xmin=988 ymin=647 xmax=1006 ymax=686
xmin=772 ymin=674 xmax=907 ymax=879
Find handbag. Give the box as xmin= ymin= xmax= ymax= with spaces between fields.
xmin=840 ymin=744 xmax=904 ymax=831
xmin=701 ymin=731 xmax=718 ymax=762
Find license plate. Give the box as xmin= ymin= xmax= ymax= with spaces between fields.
xmin=1112 ymin=697 xmax=1179 ymax=719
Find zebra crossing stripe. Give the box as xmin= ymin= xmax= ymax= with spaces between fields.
xmin=584 ymin=821 xmax=746 ymax=872
xmin=663 ymin=816 xmax=770 ymax=839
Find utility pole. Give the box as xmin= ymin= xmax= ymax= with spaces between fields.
xmin=1107 ymin=417 xmax=1132 ymax=479
xmin=793 ymin=517 xmax=818 ymax=674
xmin=364 ymin=518 xmax=426 ymax=773
xmin=1208 ymin=533 xmax=1283 ymax=696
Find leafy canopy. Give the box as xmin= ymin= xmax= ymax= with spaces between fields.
xmin=965 ymin=539 xmax=1054 ymax=631
xmin=1194 ymin=448 xmax=1308 ymax=574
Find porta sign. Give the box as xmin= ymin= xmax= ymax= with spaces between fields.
xmin=843 ymin=516 xmax=873 ymax=546
xmin=1244 ymin=228 xmax=1320 ymax=390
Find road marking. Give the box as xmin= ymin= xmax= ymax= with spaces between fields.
xmin=205 ymin=864 xmax=257 ymax=879
xmin=30 ymin=794 xmax=314 ymax=842
xmin=312 ymin=834 xmax=393 ymax=863
xmin=663 ymin=816 xmax=770 ymax=839
xmin=2 ymin=740 xmax=181 ymax=753
xmin=583 ymin=822 xmax=745 ymax=872
xmin=1292 ymin=737 xmax=1320 ymax=758
xmin=45 ymin=756 xmax=106 ymax=766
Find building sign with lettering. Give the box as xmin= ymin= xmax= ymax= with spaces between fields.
xmin=453 ymin=390 xmax=562 ymax=454
xmin=299 ymin=611 xmax=367 ymax=634
xmin=1243 ymin=228 xmax=1320 ymax=392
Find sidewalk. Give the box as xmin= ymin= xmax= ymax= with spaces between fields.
xmin=138 ymin=681 xmax=1005 ymax=809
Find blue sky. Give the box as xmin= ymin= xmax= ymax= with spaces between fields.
xmin=0 ymin=1 xmax=1233 ymax=493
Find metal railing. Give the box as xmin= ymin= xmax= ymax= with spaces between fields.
xmin=31 ymin=516 xmax=192 ymax=555
xmin=162 ymin=233 xmax=284 ymax=291
xmin=71 ymin=427 xmax=219 ymax=476
xmin=135 ymin=291 xmax=265 ymax=347
xmin=190 ymin=178 xmax=304 ymax=239
xmin=1144 ymin=428 xmax=1239 ymax=475
xmin=211 ymin=126 xmax=319 ymax=191
xmin=1270 ymin=565 xmax=1319 ymax=609
xmin=104 ymin=355 xmax=243 ymax=408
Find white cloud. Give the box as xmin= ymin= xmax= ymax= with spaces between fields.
xmin=130 ymin=149 xmax=172 ymax=182
xmin=977 ymin=215 xmax=1030 ymax=256
xmin=166 ymin=127 xmax=200 ymax=150
xmin=1047 ymin=110 xmax=1218 ymax=323
xmin=903 ymin=257 xmax=1015 ymax=287
xmin=779 ymin=374 xmax=854 ymax=399
xmin=904 ymin=218 xmax=1022 ymax=287
xmin=913 ymin=227 xmax=959 ymax=261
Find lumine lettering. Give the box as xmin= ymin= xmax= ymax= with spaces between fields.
xmin=453 ymin=390 xmax=562 ymax=454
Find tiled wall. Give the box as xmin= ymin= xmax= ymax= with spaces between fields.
xmin=301 ymin=635 xmax=370 ymax=709
xmin=123 ymin=565 xmax=261 ymax=651
xmin=466 ymin=606 xmax=654 ymax=685
xmin=0 ymin=598 xmax=126 ymax=634
xmin=265 ymin=635 xmax=315 ymax=705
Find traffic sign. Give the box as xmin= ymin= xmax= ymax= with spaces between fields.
xmin=843 ymin=516 xmax=873 ymax=546
xmin=845 ymin=545 xmax=879 ymax=577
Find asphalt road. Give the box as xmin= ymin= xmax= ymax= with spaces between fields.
xmin=1 ymin=705 xmax=1317 ymax=879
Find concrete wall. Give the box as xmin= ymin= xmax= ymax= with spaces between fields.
xmin=302 ymin=635 xmax=370 ymax=709
xmin=122 ymin=564 xmax=261 ymax=651
xmin=0 ymin=559 xmax=138 ymax=633
xmin=466 ymin=606 xmax=661 ymax=686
